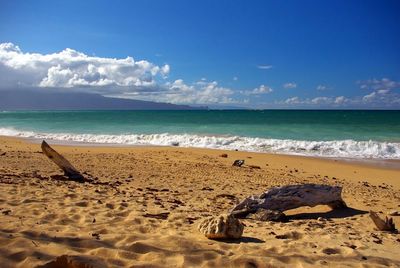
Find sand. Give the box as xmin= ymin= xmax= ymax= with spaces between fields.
xmin=0 ymin=136 xmax=399 ymax=267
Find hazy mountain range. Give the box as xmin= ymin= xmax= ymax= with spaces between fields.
xmin=0 ymin=90 xmax=207 ymax=110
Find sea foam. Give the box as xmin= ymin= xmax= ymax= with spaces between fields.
xmin=1 ymin=127 xmax=399 ymax=159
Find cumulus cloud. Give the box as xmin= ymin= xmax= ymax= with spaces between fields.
xmin=120 ymin=79 xmax=236 ymax=104
xmin=361 ymin=87 xmax=399 ymax=104
xmin=242 ymin=84 xmax=273 ymax=95
xmin=284 ymin=96 xmax=300 ymax=104
xmin=281 ymin=96 xmax=349 ymax=106
xmin=257 ymin=65 xmax=273 ymax=70
xmin=358 ymin=78 xmax=400 ymax=106
xmin=283 ymin=82 xmax=297 ymax=89
xmin=0 ymin=42 xmax=169 ymax=89
xmin=334 ymin=96 xmax=346 ymax=104
xmin=0 ymin=42 xmax=240 ymax=105
xmin=2 ymin=43 xmax=399 ymax=108
xmin=358 ymin=78 xmax=400 ymax=91
xmin=270 ymin=77 xmax=399 ymax=108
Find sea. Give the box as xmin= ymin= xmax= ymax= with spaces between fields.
xmin=0 ymin=110 xmax=399 ymax=159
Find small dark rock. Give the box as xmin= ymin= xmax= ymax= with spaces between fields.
xmin=2 ymin=209 xmax=11 ymax=215
xmin=232 ymin=160 xmax=245 ymax=167
xmin=92 ymin=233 xmax=100 ymax=240
xmin=201 ymin=187 xmax=214 ymax=191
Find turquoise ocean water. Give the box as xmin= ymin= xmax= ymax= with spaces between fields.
xmin=1 ymin=110 xmax=399 ymax=159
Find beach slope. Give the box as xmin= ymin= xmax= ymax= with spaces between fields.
xmin=0 ymin=137 xmax=399 ymax=267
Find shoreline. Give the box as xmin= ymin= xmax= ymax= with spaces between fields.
xmin=1 ymin=135 xmax=400 ymax=189
xmin=4 ymin=135 xmax=400 ymax=171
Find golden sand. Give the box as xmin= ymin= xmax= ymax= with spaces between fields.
xmin=0 ymin=136 xmax=399 ymax=267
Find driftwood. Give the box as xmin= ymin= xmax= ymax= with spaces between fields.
xmin=369 ymin=211 xmax=397 ymax=232
xmin=41 ymin=140 xmax=85 ymax=182
xmin=231 ymin=184 xmax=347 ymax=218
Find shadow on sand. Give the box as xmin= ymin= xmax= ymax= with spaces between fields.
xmin=219 ymin=236 xmax=265 ymax=244
xmin=287 ymin=207 xmax=368 ymax=220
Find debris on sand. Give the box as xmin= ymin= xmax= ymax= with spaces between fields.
xmin=198 ymin=214 xmax=244 ymax=239
xmin=232 ymin=160 xmax=245 ymax=167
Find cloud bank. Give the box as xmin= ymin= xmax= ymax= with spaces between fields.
xmin=0 ymin=43 xmax=237 ymax=104
xmin=0 ymin=43 xmax=399 ymax=108
xmin=0 ymin=43 xmax=169 ymax=89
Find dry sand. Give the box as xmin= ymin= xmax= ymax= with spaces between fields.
xmin=0 ymin=136 xmax=399 ymax=267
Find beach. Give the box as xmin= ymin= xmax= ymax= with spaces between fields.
xmin=0 ymin=136 xmax=399 ymax=267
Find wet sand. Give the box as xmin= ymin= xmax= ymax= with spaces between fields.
xmin=0 ymin=136 xmax=399 ymax=267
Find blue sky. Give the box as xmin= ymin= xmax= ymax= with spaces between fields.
xmin=0 ymin=0 xmax=399 ymax=108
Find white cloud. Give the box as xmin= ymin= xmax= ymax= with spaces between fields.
xmin=358 ymin=78 xmax=400 ymax=91
xmin=2 ymin=43 xmax=399 ymax=108
xmin=316 ymin=85 xmax=328 ymax=91
xmin=242 ymin=84 xmax=273 ymax=95
xmin=269 ymin=77 xmax=400 ymax=108
xmin=361 ymin=87 xmax=395 ymax=103
xmin=122 ymin=79 xmax=236 ymax=104
xmin=362 ymin=91 xmax=376 ymax=102
xmin=358 ymin=78 xmax=400 ymax=106
xmin=0 ymin=42 xmax=169 ymax=89
xmin=334 ymin=96 xmax=346 ymax=104
xmin=283 ymin=82 xmax=297 ymax=89
xmin=284 ymin=96 xmax=300 ymax=104
xmin=311 ymin=96 xmax=331 ymax=104
xmin=0 ymin=42 xmax=240 ymax=105
xmin=257 ymin=65 xmax=273 ymax=70
xmin=233 ymin=76 xmax=238 ymax=81
xmin=281 ymin=96 xmax=349 ymax=106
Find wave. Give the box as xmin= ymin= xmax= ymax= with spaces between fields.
xmin=0 ymin=127 xmax=399 ymax=159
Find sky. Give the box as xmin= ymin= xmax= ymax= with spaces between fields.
xmin=0 ymin=0 xmax=399 ymax=109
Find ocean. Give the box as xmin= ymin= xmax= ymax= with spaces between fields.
xmin=1 ymin=110 xmax=399 ymax=159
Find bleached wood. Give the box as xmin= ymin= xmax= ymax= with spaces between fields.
xmin=41 ymin=140 xmax=84 ymax=181
xmin=369 ymin=211 xmax=396 ymax=232
xmin=231 ymin=184 xmax=347 ymax=217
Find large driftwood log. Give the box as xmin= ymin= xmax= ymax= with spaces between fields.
xmin=231 ymin=184 xmax=347 ymax=218
xmin=369 ymin=211 xmax=397 ymax=232
xmin=41 ymin=140 xmax=85 ymax=182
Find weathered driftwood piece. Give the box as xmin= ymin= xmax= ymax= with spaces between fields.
xmin=198 ymin=214 xmax=244 ymax=239
xmin=369 ymin=211 xmax=397 ymax=232
xmin=41 ymin=140 xmax=84 ymax=182
xmin=231 ymin=184 xmax=347 ymax=218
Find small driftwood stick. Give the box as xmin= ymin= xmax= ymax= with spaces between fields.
xmin=231 ymin=184 xmax=347 ymax=218
xmin=41 ymin=140 xmax=84 ymax=181
xmin=369 ymin=211 xmax=396 ymax=232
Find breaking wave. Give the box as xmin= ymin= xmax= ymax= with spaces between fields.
xmin=1 ymin=127 xmax=400 ymax=159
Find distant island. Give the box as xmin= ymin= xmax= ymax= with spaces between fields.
xmin=0 ymin=90 xmax=207 ymax=110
